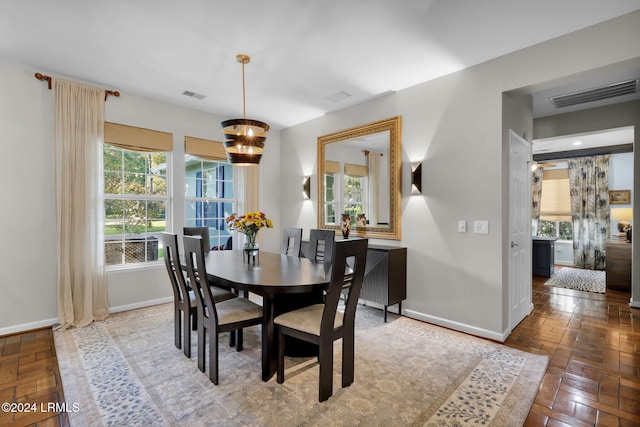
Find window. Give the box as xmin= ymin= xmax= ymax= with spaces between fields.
xmin=344 ymin=175 xmax=365 ymax=219
xmin=539 ymin=167 xmax=573 ymax=241
xmin=343 ymin=163 xmax=368 ymax=223
xmin=185 ymin=156 xmax=235 ymax=249
xmin=103 ymin=146 xmax=168 ymax=265
xmin=538 ymin=220 xmax=573 ymax=240
xmin=324 ymin=173 xmax=336 ymax=225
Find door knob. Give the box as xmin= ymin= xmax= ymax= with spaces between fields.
xmin=511 ymin=242 xmax=519 ymax=248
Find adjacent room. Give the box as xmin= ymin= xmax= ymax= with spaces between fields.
xmin=1 ymin=2 xmax=639 ymax=426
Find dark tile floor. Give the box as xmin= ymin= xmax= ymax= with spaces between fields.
xmin=506 ymin=272 xmax=640 ymax=426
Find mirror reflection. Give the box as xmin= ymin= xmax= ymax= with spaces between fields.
xmin=317 ymin=116 xmax=401 ymax=240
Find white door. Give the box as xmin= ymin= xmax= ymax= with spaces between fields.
xmin=509 ymin=130 xmax=532 ymax=331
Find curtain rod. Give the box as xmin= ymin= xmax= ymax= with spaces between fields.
xmin=35 ymin=72 xmax=120 ymax=101
xmin=363 ymin=150 xmax=383 ymax=156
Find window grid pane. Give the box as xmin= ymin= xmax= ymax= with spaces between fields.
xmin=104 ymin=145 xmax=168 ymax=266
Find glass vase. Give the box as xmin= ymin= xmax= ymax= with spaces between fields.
xmin=243 ymin=232 xmax=259 ymax=263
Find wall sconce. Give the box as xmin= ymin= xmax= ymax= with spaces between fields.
xmin=303 ymin=176 xmax=311 ymax=199
xmin=411 ymin=163 xmax=422 ymax=195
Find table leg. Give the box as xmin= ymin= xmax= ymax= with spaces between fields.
xmin=261 ymin=296 xmax=276 ymax=381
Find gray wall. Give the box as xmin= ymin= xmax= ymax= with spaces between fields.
xmin=280 ymin=11 xmax=640 ymax=339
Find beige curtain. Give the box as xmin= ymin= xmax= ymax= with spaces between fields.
xmin=233 ymin=165 xmax=260 ymax=248
xmin=53 ymin=79 xmax=109 ymax=329
xmin=367 ymin=151 xmax=381 ymax=226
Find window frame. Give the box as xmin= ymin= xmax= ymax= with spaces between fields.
xmin=103 ymin=144 xmax=170 ymax=269
xmin=184 ymin=155 xmax=236 ymax=250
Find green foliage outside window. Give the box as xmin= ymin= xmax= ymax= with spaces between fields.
xmin=539 ymin=220 xmax=573 ymax=240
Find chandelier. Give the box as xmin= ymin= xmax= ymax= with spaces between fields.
xmin=220 ymin=54 xmax=269 ymax=165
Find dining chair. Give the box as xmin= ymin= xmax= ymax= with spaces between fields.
xmin=308 ymin=229 xmax=335 ymax=263
xmin=183 ymin=235 xmax=263 ymax=384
xmin=275 ymin=238 xmax=368 ymax=401
xmin=184 ymin=226 xmax=212 ymax=252
xmin=281 ymin=227 xmax=302 ymax=257
xmin=161 ymin=233 xmax=236 ymax=358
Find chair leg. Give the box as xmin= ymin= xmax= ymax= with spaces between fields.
xmin=318 ymin=340 xmax=334 ymax=402
xmin=209 ymin=330 xmax=219 ymax=385
xmin=342 ymin=329 xmax=354 ymax=388
xmin=197 ymin=324 xmax=206 ymax=373
xmin=174 ymin=306 xmax=181 ymax=349
xmin=236 ymin=329 xmax=244 ymax=352
xmin=183 ymin=309 xmax=191 ymax=358
xmin=229 ymin=330 xmax=236 ymax=347
xmin=277 ymin=329 xmax=285 ymax=384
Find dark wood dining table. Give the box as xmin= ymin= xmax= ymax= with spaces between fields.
xmin=196 ymin=250 xmax=331 ymax=381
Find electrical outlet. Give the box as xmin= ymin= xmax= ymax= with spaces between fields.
xmin=458 ymin=221 xmax=466 ymax=233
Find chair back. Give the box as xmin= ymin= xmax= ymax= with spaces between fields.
xmin=160 ymin=232 xmax=190 ymax=305
xmin=322 ymin=239 xmax=368 ymax=332
xmin=281 ymin=227 xmax=302 ymax=256
xmin=184 ymin=226 xmax=211 ymax=253
xmin=308 ymin=229 xmax=335 ymax=263
xmin=183 ymin=236 xmax=219 ymax=323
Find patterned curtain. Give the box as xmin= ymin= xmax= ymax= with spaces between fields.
xmin=568 ymin=155 xmax=610 ymax=270
xmin=531 ymin=166 xmax=543 ymax=236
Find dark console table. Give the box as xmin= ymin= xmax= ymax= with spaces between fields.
xmin=532 ymin=236 xmax=557 ymax=277
xmin=361 ymin=244 xmax=407 ymax=322
xmin=301 ymin=240 xmax=407 ymax=322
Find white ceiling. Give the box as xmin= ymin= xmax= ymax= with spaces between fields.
xmin=1 ymin=1 xmax=640 ymax=129
xmin=533 ymin=126 xmax=635 ymax=155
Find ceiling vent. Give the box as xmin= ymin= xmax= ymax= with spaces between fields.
xmin=550 ymin=79 xmax=638 ymax=108
xmin=182 ymin=90 xmax=206 ymax=100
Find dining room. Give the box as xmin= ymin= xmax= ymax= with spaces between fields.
xmin=2 ymin=2 xmax=640 ymax=426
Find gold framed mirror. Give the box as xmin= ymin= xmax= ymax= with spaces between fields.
xmin=317 ymin=116 xmax=402 ymax=240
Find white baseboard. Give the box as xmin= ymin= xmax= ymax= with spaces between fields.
xmin=403 ymin=308 xmax=506 ymax=342
xmin=0 ymin=317 xmax=59 ymax=336
xmin=630 ymin=298 xmax=640 ymax=309
xmin=108 ymin=297 xmax=173 ymax=314
xmin=0 ymin=297 xmax=173 ymax=336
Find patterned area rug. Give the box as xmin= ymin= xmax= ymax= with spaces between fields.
xmin=54 ymin=304 xmax=547 ymax=427
xmin=545 ymin=267 xmax=606 ymax=293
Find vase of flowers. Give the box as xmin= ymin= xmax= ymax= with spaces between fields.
xmin=226 ymin=211 xmax=273 ymax=262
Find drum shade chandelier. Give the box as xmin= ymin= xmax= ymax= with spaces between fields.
xmin=220 ymin=54 xmax=269 ymax=165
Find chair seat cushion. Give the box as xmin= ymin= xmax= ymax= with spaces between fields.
xmin=216 ymin=298 xmax=262 ymax=325
xmin=210 ymin=286 xmax=236 ymax=302
xmin=274 ymin=304 xmax=343 ymax=336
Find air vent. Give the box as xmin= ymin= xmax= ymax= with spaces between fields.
xmin=550 ymin=79 xmax=638 ymax=108
xmin=182 ymin=90 xmax=206 ymax=100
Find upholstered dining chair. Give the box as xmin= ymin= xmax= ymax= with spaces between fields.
xmin=161 ymin=233 xmax=236 ymax=358
xmin=183 ymin=235 xmax=263 ymax=384
xmin=308 ymin=229 xmax=335 ymax=263
xmin=275 ymin=238 xmax=368 ymax=401
xmin=281 ymin=227 xmax=302 ymax=257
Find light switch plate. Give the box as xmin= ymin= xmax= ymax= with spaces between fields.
xmin=458 ymin=221 xmax=466 ymax=233
xmin=474 ymin=220 xmax=489 ymax=234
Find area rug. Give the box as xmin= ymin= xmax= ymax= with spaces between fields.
xmin=545 ymin=267 xmax=606 ymax=293
xmin=53 ymin=304 xmax=547 ymax=427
